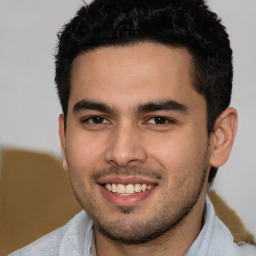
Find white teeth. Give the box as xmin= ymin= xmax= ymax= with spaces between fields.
xmin=117 ymin=184 xmax=126 ymax=194
xmin=142 ymin=184 xmax=147 ymax=191
xmin=147 ymin=184 xmax=153 ymax=190
xmin=104 ymin=183 xmax=154 ymax=194
xmin=106 ymin=183 xmax=112 ymax=191
xmin=112 ymin=183 xmax=117 ymax=192
xmin=134 ymin=184 xmax=142 ymax=192
xmin=126 ymin=184 xmax=135 ymax=194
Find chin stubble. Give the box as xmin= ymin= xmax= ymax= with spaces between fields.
xmin=92 ymin=158 xmax=209 ymax=245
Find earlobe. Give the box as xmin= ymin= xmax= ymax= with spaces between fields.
xmin=59 ymin=114 xmax=68 ymax=171
xmin=210 ymin=107 xmax=238 ymax=168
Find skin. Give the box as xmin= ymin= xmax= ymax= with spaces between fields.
xmin=59 ymin=42 xmax=237 ymax=256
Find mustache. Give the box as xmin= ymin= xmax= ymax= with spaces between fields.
xmin=91 ymin=166 xmax=163 ymax=182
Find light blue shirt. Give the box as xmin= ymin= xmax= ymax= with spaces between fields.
xmin=10 ymin=196 xmax=256 ymax=256
xmin=186 ymin=197 xmax=256 ymax=255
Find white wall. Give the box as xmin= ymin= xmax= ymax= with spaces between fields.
xmin=0 ymin=0 xmax=255 ymax=238
xmin=209 ymin=0 xmax=256 ymax=239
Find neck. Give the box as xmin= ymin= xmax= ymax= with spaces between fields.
xmin=95 ymin=189 xmax=207 ymax=256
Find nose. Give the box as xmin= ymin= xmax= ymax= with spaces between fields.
xmin=104 ymin=123 xmax=148 ymax=167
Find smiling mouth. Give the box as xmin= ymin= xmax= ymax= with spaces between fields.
xmin=103 ymin=183 xmax=155 ymax=196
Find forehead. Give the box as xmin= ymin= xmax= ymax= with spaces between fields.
xmin=69 ymin=42 xmax=203 ymax=111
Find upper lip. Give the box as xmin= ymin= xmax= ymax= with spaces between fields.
xmin=97 ymin=176 xmax=159 ymax=186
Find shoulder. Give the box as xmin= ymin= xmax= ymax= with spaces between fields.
xmin=234 ymin=243 xmax=256 ymax=256
xmin=205 ymin=197 xmax=256 ymax=256
xmin=213 ymin=216 xmax=256 ymax=256
xmin=9 ymin=211 xmax=91 ymax=256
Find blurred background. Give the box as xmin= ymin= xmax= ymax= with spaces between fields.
xmin=0 ymin=0 xmax=255 ymax=252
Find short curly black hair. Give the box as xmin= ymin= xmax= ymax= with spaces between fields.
xmin=55 ymin=0 xmax=233 ymax=184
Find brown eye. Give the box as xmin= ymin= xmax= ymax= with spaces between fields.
xmin=154 ymin=117 xmax=168 ymax=124
xmin=82 ymin=116 xmax=109 ymax=124
xmin=147 ymin=116 xmax=174 ymax=125
xmin=90 ymin=116 xmax=105 ymax=124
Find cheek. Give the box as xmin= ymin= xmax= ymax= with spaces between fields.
xmin=148 ymin=130 xmax=208 ymax=174
xmin=64 ymin=132 xmax=104 ymax=208
xmin=65 ymin=130 xmax=107 ymax=171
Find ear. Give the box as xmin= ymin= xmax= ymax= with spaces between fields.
xmin=210 ymin=107 xmax=238 ymax=168
xmin=59 ymin=114 xmax=68 ymax=171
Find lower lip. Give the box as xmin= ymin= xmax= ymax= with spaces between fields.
xmin=99 ymin=185 xmax=156 ymax=207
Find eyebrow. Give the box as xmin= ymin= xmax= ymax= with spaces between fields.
xmin=138 ymin=100 xmax=188 ymax=114
xmin=73 ymin=99 xmax=188 ymax=115
xmin=73 ymin=99 xmax=114 ymax=114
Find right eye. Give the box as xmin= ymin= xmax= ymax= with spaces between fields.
xmin=82 ymin=116 xmax=109 ymax=125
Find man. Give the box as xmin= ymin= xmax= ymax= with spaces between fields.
xmin=10 ymin=0 xmax=256 ymax=255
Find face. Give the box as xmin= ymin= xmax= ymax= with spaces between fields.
xmin=60 ymin=42 xmax=211 ymax=243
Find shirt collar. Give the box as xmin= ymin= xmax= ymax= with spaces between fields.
xmin=185 ymin=195 xmax=215 ymax=255
xmin=83 ymin=219 xmax=96 ymax=256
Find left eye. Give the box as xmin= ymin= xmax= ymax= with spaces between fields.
xmin=147 ymin=117 xmax=174 ymax=125
xmin=83 ymin=116 xmax=109 ymax=124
